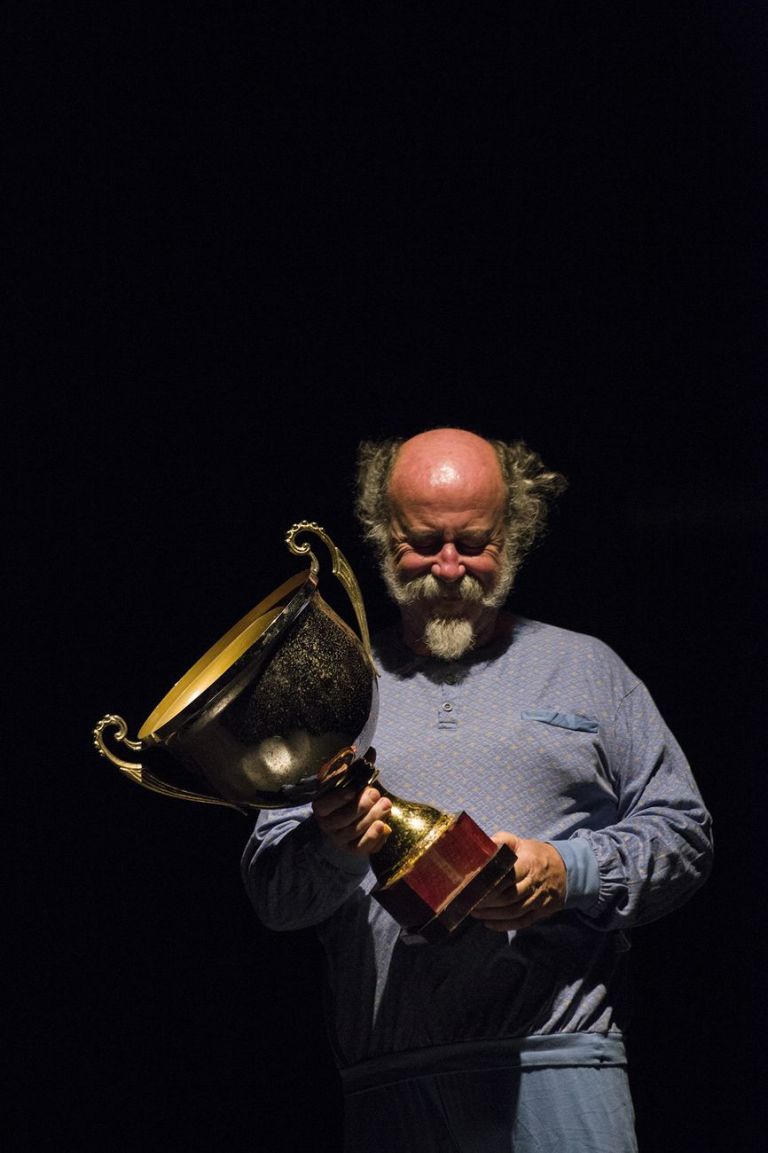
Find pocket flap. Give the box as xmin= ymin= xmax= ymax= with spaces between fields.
xmin=521 ymin=708 xmax=599 ymax=733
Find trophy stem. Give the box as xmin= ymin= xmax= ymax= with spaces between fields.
xmin=370 ymin=783 xmax=517 ymax=943
xmin=369 ymin=787 xmax=456 ymax=888
xmin=319 ymin=749 xmax=516 ymax=941
xmin=319 ymin=750 xmax=457 ymax=889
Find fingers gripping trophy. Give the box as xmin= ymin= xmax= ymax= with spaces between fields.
xmin=93 ymin=522 xmax=515 ymax=943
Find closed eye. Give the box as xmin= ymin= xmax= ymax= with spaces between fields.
xmin=405 ymin=536 xmax=491 ymax=556
xmin=407 ymin=537 xmax=442 ymax=556
xmin=455 ymin=540 xmax=489 ymax=555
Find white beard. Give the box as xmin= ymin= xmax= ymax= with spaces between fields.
xmin=422 ymin=616 xmax=477 ymax=660
xmin=379 ymin=547 xmax=516 ymax=660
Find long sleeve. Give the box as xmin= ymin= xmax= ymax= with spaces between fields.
xmin=238 ymin=620 xmax=715 ymax=1065
xmin=240 ymin=803 xmax=371 ymax=931
xmin=561 ymin=679 xmax=713 ymax=931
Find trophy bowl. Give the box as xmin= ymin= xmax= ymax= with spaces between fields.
xmin=94 ymin=521 xmax=515 ymax=943
xmin=93 ymin=523 xmax=380 ymax=811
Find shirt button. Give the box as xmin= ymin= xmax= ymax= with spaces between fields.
xmin=441 ymin=702 xmax=454 ymax=712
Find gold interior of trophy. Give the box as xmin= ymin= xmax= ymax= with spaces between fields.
xmin=137 ymin=570 xmax=310 ymax=741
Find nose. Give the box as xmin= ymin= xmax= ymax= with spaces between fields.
xmin=431 ymin=542 xmax=465 ymax=583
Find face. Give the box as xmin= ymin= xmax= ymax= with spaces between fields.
xmin=383 ymin=432 xmax=510 ymax=656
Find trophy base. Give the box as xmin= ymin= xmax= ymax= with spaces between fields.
xmin=372 ymin=811 xmax=516 ymax=944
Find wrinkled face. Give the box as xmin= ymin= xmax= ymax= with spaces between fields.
xmin=382 ymin=431 xmax=510 ymax=657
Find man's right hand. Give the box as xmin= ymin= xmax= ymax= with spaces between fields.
xmin=312 ymin=786 xmax=392 ymax=856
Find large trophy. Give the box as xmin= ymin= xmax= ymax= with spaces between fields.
xmin=93 ymin=522 xmax=515 ymax=943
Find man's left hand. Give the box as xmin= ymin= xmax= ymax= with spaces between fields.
xmin=469 ymin=833 xmax=567 ymax=931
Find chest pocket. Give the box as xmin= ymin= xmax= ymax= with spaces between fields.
xmin=521 ymin=708 xmax=600 ymax=733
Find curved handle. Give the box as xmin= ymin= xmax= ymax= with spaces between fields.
xmin=285 ymin=521 xmax=374 ymax=663
xmin=93 ymin=714 xmax=144 ymax=779
xmin=92 ymin=714 xmax=242 ymax=811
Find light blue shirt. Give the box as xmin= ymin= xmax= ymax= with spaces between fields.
xmin=242 ymin=615 xmax=712 ymax=1073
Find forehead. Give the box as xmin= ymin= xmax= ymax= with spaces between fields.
xmin=388 ymin=449 xmax=505 ymax=533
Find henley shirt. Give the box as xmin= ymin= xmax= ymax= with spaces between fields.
xmin=242 ymin=615 xmax=712 ymax=1078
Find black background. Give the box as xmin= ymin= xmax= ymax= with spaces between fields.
xmin=10 ymin=4 xmax=765 ymax=1151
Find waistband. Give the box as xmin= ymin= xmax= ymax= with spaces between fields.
xmin=341 ymin=1033 xmax=627 ymax=1093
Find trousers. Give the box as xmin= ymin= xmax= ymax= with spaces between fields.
xmin=343 ymin=1064 xmax=638 ymax=1153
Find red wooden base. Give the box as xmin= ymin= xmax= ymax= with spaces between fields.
xmin=372 ymin=811 xmax=516 ymax=943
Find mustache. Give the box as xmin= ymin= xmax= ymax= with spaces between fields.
xmin=396 ymin=572 xmax=486 ymax=606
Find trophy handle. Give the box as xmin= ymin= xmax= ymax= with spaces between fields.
xmin=92 ymin=714 xmax=242 ymax=810
xmin=93 ymin=713 xmax=144 ymax=776
xmin=285 ymin=521 xmax=374 ymax=663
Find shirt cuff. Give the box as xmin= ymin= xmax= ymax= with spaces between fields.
xmin=546 ymin=838 xmax=600 ymax=912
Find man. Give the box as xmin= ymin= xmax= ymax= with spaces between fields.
xmin=242 ymin=427 xmax=713 ymax=1152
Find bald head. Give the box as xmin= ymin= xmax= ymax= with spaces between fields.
xmin=389 ymin=428 xmax=506 ymax=516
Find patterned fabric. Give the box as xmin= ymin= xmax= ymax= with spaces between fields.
xmin=242 ymin=615 xmax=712 ymax=1072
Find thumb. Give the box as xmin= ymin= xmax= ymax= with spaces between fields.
xmin=490 ymin=831 xmax=521 ymax=853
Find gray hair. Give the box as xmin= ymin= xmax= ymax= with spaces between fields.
xmin=354 ymin=433 xmax=568 ymax=580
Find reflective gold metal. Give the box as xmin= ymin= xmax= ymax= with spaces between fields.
xmin=285 ymin=520 xmax=374 ymax=664
xmin=93 ymin=714 xmax=239 ymax=808
xmin=93 ymin=522 xmax=515 ymax=940
xmin=370 ymin=788 xmax=456 ymax=889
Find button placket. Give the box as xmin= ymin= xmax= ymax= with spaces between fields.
xmin=437 ymin=667 xmax=461 ymax=728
